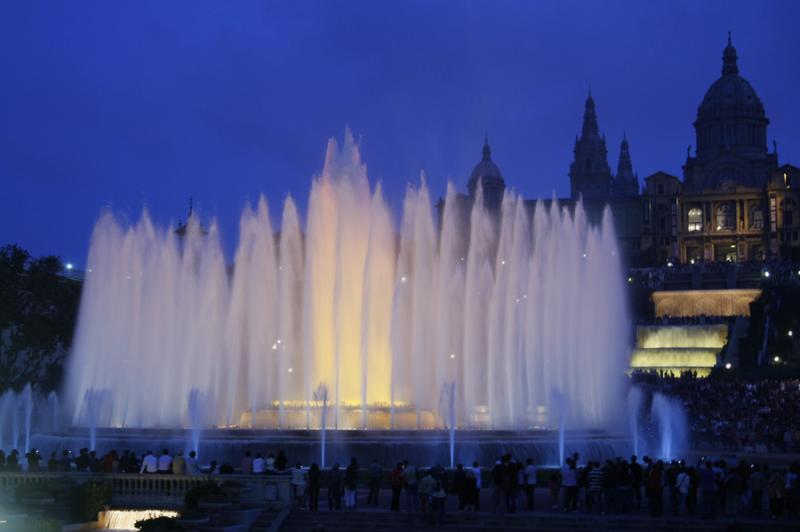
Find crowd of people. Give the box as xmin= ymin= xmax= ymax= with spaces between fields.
xmin=636 ymin=314 xmax=741 ymax=326
xmin=627 ymin=259 xmax=800 ymax=291
xmin=2 ymin=443 xmax=800 ymax=522
xmin=283 ymin=451 xmax=800 ymax=522
xmin=0 ymin=446 xmax=291 ymax=476
xmin=636 ymin=373 xmax=800 ymax=453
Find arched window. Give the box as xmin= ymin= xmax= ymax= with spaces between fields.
xmin=688 ymin=207 xmax=703 ymax=232
xmin=749 ymin=205 xmax=764 ymax=230
xmin=716 ymin=203 xmax=735 ymax=231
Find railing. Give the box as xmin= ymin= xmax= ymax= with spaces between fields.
xmin=0 ymin=472 xmax=292 ymax=508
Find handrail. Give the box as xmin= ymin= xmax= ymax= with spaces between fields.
xmin=0 ymin=471 xmax=292 ymax=508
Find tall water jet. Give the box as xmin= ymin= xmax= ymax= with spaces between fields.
xmin=439 ymin=382 xmax=457 ymax=468
xmin=551 ymin=389 xmax=567 ymax=466
xmin=47 ymin=391 xmax=61 ymax=433
xmin=83 ymin=389 xmax=106 ymax=451
xmin=0 ymin=390 xmax=14 ymax=449
xmin=314 ymin=383 xmax=329 ymax=467
xmin=651 ymin=393 xmax=688 ymax=461
xmin=187 ymin=389 xmax=204 ymax=455
xmin=627 ymin=386 xmax=644 ymax=457
xmin=21 ymin=384 xmax=32 ymax=453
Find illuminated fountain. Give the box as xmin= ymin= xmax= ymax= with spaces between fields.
xmin=53 ymin=132 xmax=630 ymax=463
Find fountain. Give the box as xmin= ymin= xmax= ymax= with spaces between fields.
xmin=33 ymin=132 xmax=631 ymax=463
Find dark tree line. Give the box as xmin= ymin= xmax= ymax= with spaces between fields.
xmin=0 ymin=244 xmax=82 ymax=392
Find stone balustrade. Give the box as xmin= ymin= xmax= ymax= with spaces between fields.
xmin=0 ymin=471 xmax=292 ymax=508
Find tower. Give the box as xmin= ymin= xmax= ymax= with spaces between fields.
xmin=569 ymin=92 xmax=612 ymax=199
xmin=612 ymin=133 xmax=639 ymax=196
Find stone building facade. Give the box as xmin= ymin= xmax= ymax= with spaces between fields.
xmin=462 ymin=35 xmax=800 ymax=267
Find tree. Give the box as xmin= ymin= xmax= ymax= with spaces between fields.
xmin=0 ymin=244 xmax=82 ymax=392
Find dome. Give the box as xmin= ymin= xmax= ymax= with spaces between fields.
xmin=467 ymin=139 xmax=505 ymax=196
xmin=696 ymin=36 xmax=766 ymax=122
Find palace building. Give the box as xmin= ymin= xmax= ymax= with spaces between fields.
xmin=462 ymin=34 xmax=800 ymax=267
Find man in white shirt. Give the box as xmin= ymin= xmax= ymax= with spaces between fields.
xmin=525 ymin=458 xmax=538 ymax=510
xmin=140 ymin=451 xmax=158 ymax=474
xmin=158 ymin=449 xmax=173 ymax=474
xmin=253 ymin=453 xmax=266 ymax=474
xmin=471 ymin=461 xmax=482 ymax=511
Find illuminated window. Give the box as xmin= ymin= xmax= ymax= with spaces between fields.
xmin=749 ymin=206 xmax=764 ymax=230
xmin=688 ymin=208 xmax=703 ymax=232
xmin=716 ymin=203 xmax=735 ymax=231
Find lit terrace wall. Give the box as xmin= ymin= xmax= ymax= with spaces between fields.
xmin=652 ymin=289 xmax=761 ymax=318
xmin=630 ymin=324 xmax=729 ymax=377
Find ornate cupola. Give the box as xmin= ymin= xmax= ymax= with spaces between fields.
xmin=468 ymin=136 xmax=506 ymax=210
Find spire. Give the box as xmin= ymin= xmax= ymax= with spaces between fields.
xmin=482 ymin=135 xmax=492 ymax=161
xmin=722 ymin=31 xmax=738 ymax=76
xmin=581 ymin=90 xmax=600 ymax=138
xmin=616 ymin=134 xmax=634 ymax=181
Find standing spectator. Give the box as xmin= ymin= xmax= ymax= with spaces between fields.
xmin=675 ymin=465 xmax=690 ymax=514
xmin=749 ymin=464 xmax=766 ymax=514
xmin=524 ymin=459 xmax=538 ymax=510
xmin=646 ymin=461 xmax=663 ymax=517
xmin=308 ymin=463 xmax=321 ymax=511
xmin=241 ymin=451 xmax=253 ymax=474
xmin=419 ymin=469 xmax=436 ymax=519
xmin=471 ymin=461 xmax=482 ymax=511
xmin=699 ymin=461 xmax=715 ymax=519
xmin=562 ymin=458 xmax=578 ymax=512
xmin=630 ymin=456 xmax=643 ymax=509
xmin=453 ymin=464 xmax=466 ymax=510
xmin=328 ymin=463 xmax=343 ymax=511
xmin=767 ymin=468 xmax=785 ymax=518
xmin=291 ymin=463 xmax=307 ymax=508
xmin=723 ymin=466 xmax=742 ymax=516
xmin=344 ymin=460 xmax=358 ymax=509
xmin=367 ymin=458 xmax=382 ymax=506
xmin=785 ymin=462 xmax=799 ymax=516
xmin=390 ymin=462 xmax=404 ymax=512
xmin=403 ymin=460 xmax=419 ymax=512
xmin=587 ymin=462 xmax=604 ymax=514
xmin=548 ymin=466 xmax=562 ymax=510
xmin=432 ymin=478 xmax=447 ymax=525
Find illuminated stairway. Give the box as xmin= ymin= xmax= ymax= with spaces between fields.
xmin=629 ymin=324 xmax=728 ymax=376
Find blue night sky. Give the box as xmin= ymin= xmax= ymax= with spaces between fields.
xmin=1 ymin=1 xmax=799 ymax=266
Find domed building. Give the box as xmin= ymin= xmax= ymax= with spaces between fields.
xmin=643 ymin=34 xmax=800 ymax=264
